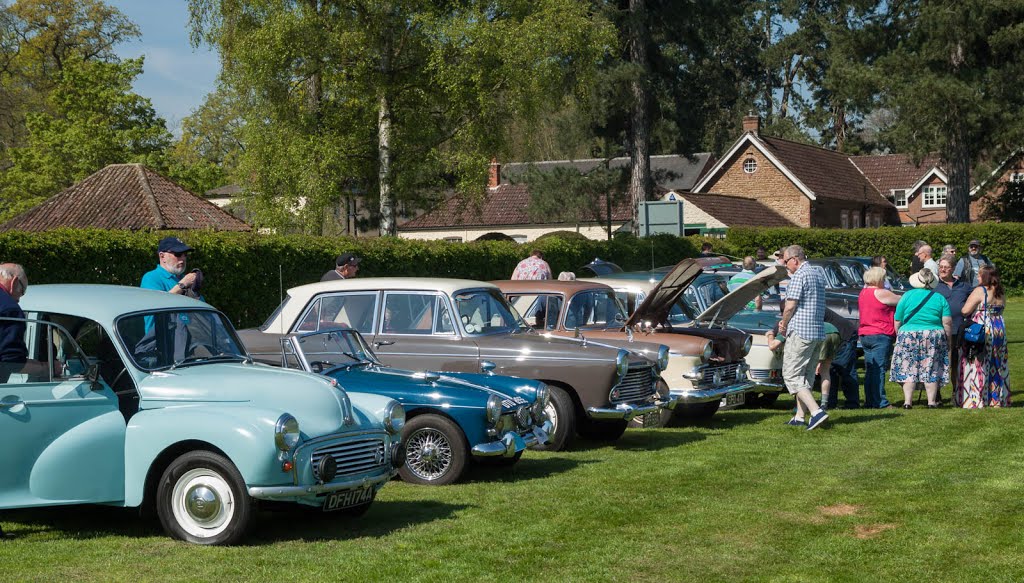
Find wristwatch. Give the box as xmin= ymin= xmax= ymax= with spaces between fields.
xmin=176 ymin=282 xmax=186 ymax=290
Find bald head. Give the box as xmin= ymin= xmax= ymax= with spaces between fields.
xmin=917 ymin=245 xmax=933 ymax=260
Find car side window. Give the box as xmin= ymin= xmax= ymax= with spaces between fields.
xmin=434 ymin=297 xmax=455 ymax=335
xmin=382 ymin=293 xmax=443 ymax=335
xmin=295 ymin=293 xmax=378 ymax=334
xmin=0 ymin=318 xmax=89 ymax=385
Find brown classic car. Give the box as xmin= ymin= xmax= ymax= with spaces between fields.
xmin=497 ymin=275 xmax=754 ymax=421
xmin=237 ymin=277 xmax=675 ymax=451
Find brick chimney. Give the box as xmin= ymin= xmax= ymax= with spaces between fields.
xmin=488 ymin=157 xmax=501 ymax=188
xmin=742 ymin=111 xmax=760 ymax=136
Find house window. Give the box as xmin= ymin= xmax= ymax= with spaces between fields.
xmin=443 ymin=236 xmax=463 ymax=243
xmin=743 ymin=158 xmax=757 ymax=174
xmin=840 ymin=210 xmax=849 ymax=229
xmin=892 ymin=189 xmax=907 ymax=208
xmin=1011 ymin=172 xmax=1024 ymax=183
xmin=922 ymin=185 xmax=947 ymax=208
xmin=851 ymin=212 xmax=861 ymax=229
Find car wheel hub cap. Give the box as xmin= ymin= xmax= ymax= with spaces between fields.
xmin=544 ymin=402 xmax=558 ymax=434
xmin=186 ymin=486 xmax=221 ymax=522
xmin=406 ymin=428 xmax=452 ymax=481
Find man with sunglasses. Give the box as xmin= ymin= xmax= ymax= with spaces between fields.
xmin=141 ymin=237 xmax=201 ymax=297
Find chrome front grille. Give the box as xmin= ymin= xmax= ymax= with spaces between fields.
xmin=701 ymin=363 xmax=740 ymax=386
xmin=749 ymin=368 xmax=775 ymax=380
xmin=612 ymin=364 xmax=657 ymax=404
xmin=311 ymin=437 xmax=386 ymax=481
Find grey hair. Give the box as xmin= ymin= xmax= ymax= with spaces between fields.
xmin=784 ymin=245 xmax=806 ymax=261
xmin=742 ymin=256 xmax=756 ymax=270
xmin=0 ymin=263 xmax=27 ymax=287
xmin=912 ymin=240 xmax=927 ymax=251
xmin=939 ymin=254 xmax=956 ymax=267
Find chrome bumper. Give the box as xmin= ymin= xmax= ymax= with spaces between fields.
xmin=748 ymin=369 xmax=785 ymax=389
xmin=671 ymin=380 xmax=755 ymax=404
xmin=472 ymin=421 xmax=553 ymax=457
xmin=248 ymin=468 xmax=396 ymax=500
xmin=586 ymin=396 xmax=676 ymax=420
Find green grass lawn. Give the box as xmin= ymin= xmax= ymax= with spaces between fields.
xmin=3 ymin=301 xmax=1024 ymax=581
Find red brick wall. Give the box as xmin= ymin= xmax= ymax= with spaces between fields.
xmin=897 ymin=175 xmax=986 ymax=224
xmin=701 ymin=145 xmax=811 ymax=227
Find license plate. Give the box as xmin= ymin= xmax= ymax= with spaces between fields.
xmin=724 ymin=392 xmax=745 ymax=407
xmin=323 ymin=487 xmax=374 ymax=512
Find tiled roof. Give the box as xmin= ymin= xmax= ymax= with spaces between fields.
xmin=0 ymin=164 xmax=251 ymax=232
xmin=399 ymin=184 xmax=632 ymax=229
xmin=678 ymin=193 xmax=797 ymax=228
xmin=502 ymin=153 xmax=715 ymax=192
xmin=849 ymin=153 xmax=943 ymax=194
xmin=758 ymin=136 xmax=892 ymax=206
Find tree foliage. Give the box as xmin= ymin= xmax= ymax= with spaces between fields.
xmin=188 ymin=0 xmax=614 ymax=236
xmin=0 ymin=56 xmax=171 ymax=221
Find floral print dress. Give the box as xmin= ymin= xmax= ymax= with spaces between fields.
xmin=956 ymin=303 xmax=1010 ymax=408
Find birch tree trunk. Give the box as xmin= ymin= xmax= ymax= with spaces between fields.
xmin=378 ymin=92 xmax=395 ymax=236
xmin=626 ymin=0 xmax=651 ymax=235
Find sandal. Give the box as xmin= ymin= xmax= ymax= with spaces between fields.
xmin=903 ymin=404 xmax=913 ymax=410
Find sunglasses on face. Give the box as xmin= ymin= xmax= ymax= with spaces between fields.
xmin=162 ymin=251 xmax=187 ymax=259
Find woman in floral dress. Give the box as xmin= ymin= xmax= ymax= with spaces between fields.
xmin=957 ymin=265 xmax=1010 ymax=407
xmin=890 ymin=269 xmax=953 ymax=408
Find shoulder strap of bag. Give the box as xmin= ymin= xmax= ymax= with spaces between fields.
xmin=903 ymin=290 xmax=935 ymax=324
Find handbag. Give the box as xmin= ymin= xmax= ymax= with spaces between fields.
xmin=963 ymin=287 xmax=988 ymax=345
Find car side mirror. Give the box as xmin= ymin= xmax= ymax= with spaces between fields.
xmin=614 ymin=313 xmax=625 ymax=324
xmin=480 ymin=360 xmax=496 ymax=375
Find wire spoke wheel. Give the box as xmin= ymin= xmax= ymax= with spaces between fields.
xmin=405 ymin=427 xmax=454 ymax=481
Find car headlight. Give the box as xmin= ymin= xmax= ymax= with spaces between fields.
xmin=384 ymin=402 xmax=405 ymax=435
xmin=616 ymin=349 xmax=629 ymax=381
xmin=657 ymin=345 xmax=670 ymax=372
xmin=742 ymin=335 xmax=752 ymax=356
xmin=274 ymin=413 xmax=301 ymax=452
xmin=486 ymin=394 xmax=502 ymax=425
xmin=533 ymin=384 xmax=550 ymax=417
xmin=701 ymin=341 xmax=713 ymax=363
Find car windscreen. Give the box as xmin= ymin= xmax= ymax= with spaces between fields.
xmin=294 ymin=329 xmax=380 ymax=371
xmin=117 ymin=309 xmax=248 ymax=371
xmin=564 ymin=290 xmax=628 ymax=329
xmin=452 ymin=289 xmax=523 ymax=335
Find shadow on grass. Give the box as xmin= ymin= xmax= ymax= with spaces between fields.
xmin=0 ymin=499 xmax=469 ymax=545
xmin=571 ymin=427 xmax=708 ymax=453
xmin=462 ymin=455 xmax=595 ymax=484
xmin=826 ymin=412 xmax=902 ymax=425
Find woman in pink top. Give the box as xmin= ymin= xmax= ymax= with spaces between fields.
xmin=859 ymin=267 xmax=901 ymax=408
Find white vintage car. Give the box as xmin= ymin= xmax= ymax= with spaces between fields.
xmin=586 ymin=262 xmax=789 ymax=406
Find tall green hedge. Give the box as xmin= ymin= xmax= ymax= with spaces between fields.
xmin=2 ymin=225 xmax=1019 ymax=329
xmin=725 ymin=223 xmax=1023 ymax=282
xmin=0 ymin=229 xmax=699 ymax=328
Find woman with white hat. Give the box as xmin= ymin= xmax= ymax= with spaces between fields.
xmin=889 ymin=269 xmax=954 ymax=408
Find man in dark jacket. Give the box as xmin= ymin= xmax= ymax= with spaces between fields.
xmin=824 ymin=308 xmax=860 ymax=409
xmin=0 ymin=263 xmax=28 ymax=384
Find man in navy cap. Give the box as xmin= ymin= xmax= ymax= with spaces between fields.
xmin=321 ymin=252 xmax=361 ymax=281
xmin=141 ymin=236 xmax=201 ymax=296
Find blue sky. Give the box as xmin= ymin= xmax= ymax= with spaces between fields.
xmin=107 ymin=1 xmax=220 ymax=132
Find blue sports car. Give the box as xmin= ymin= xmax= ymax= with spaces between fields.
xmin=271 ymin=328 xmax=552 ymax=486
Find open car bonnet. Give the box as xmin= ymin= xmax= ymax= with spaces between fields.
xmin=625 ymin=256 xmax=732 ymax=327
xmin=694 ymin=265 xmax=789 ymax=324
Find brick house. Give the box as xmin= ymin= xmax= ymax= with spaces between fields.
xmin=692 ymin=116 xmax=901 ymax=228
xmin=0 ymin=164 xmax=251 ymax=232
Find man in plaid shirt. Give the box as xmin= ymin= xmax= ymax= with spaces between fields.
xmin=778 ymin=245 xmax=830 ymax=430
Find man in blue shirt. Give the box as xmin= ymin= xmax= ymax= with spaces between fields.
xmin=141 ymin=237 xmax=201 ymax=296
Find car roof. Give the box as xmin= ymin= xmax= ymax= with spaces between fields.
xmin=287 ymin=277 xmax=498 ymax=298
xmin=19 ymin=284 xmax=209 ymax=323
xmin=492 ymin=279 xmax=616 ymax=295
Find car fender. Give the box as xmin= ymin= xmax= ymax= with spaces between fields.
xmin=123 ymin=406 xmax=288 ymax=507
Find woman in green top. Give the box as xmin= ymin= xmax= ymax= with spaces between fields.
xmin=890 ymin=269 xmax=954 ymax=408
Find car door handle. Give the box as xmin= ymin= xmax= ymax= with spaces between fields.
xmin=374 ymin=340 xmax=395 ymax=348
xmin=0 ymin=400 xmax=25 ymax=409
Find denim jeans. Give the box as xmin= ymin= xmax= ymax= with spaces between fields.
xmin=861 ymin=334 xmax=894 ymax=408
xmin=827 ymin=338 xmax=860 ymax=408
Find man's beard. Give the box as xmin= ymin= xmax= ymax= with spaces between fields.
xmin=167 ymin=263 xmax=186 ymax=276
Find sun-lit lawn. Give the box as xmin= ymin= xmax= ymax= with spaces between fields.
xmin=3 ymin=301 xmax=1024 ymax=581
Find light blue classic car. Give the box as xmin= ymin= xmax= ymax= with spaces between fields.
xmin=270 ymin=329 xmax=553 ymax=485
xmin=0 ymin=285 xmax=405 ymax=545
